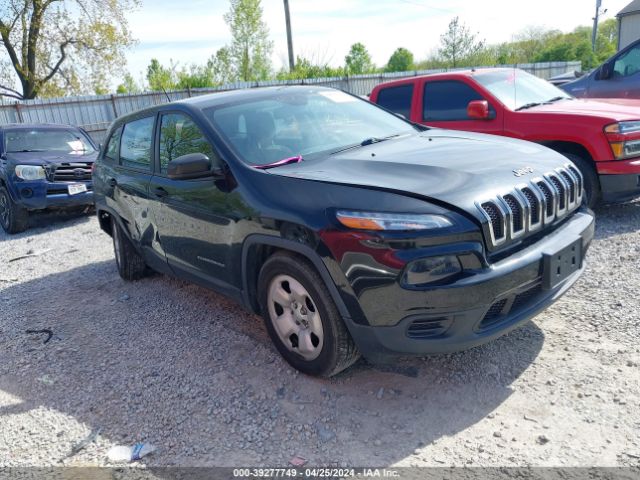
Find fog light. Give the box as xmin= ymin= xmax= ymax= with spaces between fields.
xmin=21 ymin=188 xmax=33 ymax=198
xmin=401 ymin=255 xmax=462 ymax=287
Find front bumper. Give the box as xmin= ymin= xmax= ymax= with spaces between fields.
xmin=10 ymin=180 xmax=94 ymax=210
xmin=596 ymin=158 xmax=640 ymax=202
xmin=341 ymin=210 xmax=594 ymax=363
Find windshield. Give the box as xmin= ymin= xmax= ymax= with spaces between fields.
xmin=5 ymin=128 xmax=95 ymax=154
xmin=204 ymin=89 xmax=417 ymax=166
xmin=475 ymin=70 xmax=573 ymax=111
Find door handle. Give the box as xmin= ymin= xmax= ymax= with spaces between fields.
xmin=153 ymin=186 xmax=169 ymax=198
xmin=107 ymin=178 xmax=117 ymax=187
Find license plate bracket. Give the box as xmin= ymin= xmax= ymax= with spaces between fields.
xmin=68 ymin=183 xmax=87 ymax=196
xmin=542 ymin=238 xmax=582 ymax=290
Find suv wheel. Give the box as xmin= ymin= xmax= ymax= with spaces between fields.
xmin=561 ymin=153 xmax=600 ymax=208
xmin=0 ymin=186 xmax=28 ymax=234
xmin=111 ymin=216 xmax=147 ymax=280
xmin=258 ymin=252 xmax=360 ymax=377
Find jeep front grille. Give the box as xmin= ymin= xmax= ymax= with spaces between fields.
xmin=478 ymin=164 xmax=583 ymax=249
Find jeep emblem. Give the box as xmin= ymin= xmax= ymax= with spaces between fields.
xmin=513 ymin=166 xmax=534 ymax=177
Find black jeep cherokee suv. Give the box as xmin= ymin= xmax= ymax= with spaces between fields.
xmin=94 ymin=86 xmax=594 ymax=377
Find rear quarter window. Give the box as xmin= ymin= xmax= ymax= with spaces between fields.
xmin=104 ymin=127 xmax=122 ymax=162
xmin=376 ymin=84 xmax=414 ymax=119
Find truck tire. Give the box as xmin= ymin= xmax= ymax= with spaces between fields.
xmin=561 ymin=153 xmax=600 ymax=208
xmin=258 ymin=251 xmax=360 ymax=377
xmin=111 ymin=216 xmax=147 ymax=281
xmin=0 ymin=186 xmax=28 ymax=234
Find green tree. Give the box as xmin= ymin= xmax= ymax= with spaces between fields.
xmin=386 ymin=47 xmax=414 ymax=72
xmin=438 ymin=16 xmax=485 ymax=67
xmin=146 ymin=58 xmax=177 ymax=91
xmin=0 ymin=0 xmax=138 ymax=99
xmin=224 ymin=0 xmax=273 ymax=81
xmin=116 ymin=73 xmax=141 ymax=94
xmin=207 ymin=47 xmax=234 ymax=85
xmin=345 ymin=42 xmax=375 ymax=74
xmin=276 ymin=55 xmax=345 ymax=80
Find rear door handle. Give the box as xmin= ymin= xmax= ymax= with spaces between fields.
xmin=107 ymin=178 xmax=117 ymax=187
xmin=153 ymin=186 xmax=169 ymax=198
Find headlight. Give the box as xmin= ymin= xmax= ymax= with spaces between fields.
xmin=605 ymin=121 xmax=640 ymax=134
xmin=605 ymin=122 xmax=640 ymax=159
xmin=15 ymin=165 xmax=46 ymax=180
xmin=336 ymin=210 xmax=453 ymax=231
xmin=402 ymin=255 xmax=462 ymax=286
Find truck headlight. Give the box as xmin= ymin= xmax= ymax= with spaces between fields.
xmin=336 ymin=211 xmax=452 ymax=231
xmin=605 ymin=122 xmax=640 ymax=159
xmin=15 ymin=165 xmax=46 ymax=180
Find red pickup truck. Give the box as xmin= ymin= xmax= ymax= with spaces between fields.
xmin=370 ymin=68 xmax=640 ymax=207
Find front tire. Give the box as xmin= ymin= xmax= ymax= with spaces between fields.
xmin=0 ymin=186 xmax=28 ymax=234
xmin=258 ymin=252 xmax=360 ymax=377
xmin=561 ymin=153 xmax=600 ymax=208
xmin=111 ymin=216 xmax=147 ymax=280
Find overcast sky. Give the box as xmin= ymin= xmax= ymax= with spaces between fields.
xmin=124 ymin=0 xmax=630 ymax=81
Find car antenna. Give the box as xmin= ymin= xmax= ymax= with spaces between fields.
xmin=161 ymin=87 xmax=172 ymax=103
xmin=513 ymin=66 xmax=517 ymax=110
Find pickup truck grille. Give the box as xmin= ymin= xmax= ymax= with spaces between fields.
xmin=478 ymin=164 xmax=583 ymax=249
xmin=47 ymin=162 xmax=93 ymax=182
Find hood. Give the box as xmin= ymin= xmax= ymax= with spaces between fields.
xmin=5 ymin=150 xmax=97 ymax=165
xmin=268 ymin=130 xmax=570 ymax=221
xmin=523 ymin=98 xmax=640 ymax=121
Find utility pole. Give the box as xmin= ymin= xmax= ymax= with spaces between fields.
xmin=283 ymin=0 xmax=295 ymax=72
xmin=592 ymin=0 xmax=603 ymax=52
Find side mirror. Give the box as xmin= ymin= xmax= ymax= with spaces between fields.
xmin=597 ymin=62 xmax=613 ymax=80
xmin=467 ymin=100 xmax=493 ymax=120
xmin=167 ymin=152 xmax=223 ymax=180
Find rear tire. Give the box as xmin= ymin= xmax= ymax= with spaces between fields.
xmin=258 ymin=251 xmax=360 ymax=377
xmin=111 ymin=216 xmax=147 ymax=280
xmin=0 ymin=186 xmax=28 ymax=234
xmin=560 ymin=153 xmax=600 ymax=208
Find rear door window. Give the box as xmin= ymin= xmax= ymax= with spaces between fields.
xmin=423 ymin=80 xmax=483 ymax=121
xmin=376 ymin=84 xmax=414 ymax=119
xmin=120 ymin=117 xmax=155 ymax=170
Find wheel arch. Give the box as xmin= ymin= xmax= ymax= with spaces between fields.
xmin=539 ymin=140 xmax=596 ymax=167
xmin=241 ymin=234 xmax=352 ymax=322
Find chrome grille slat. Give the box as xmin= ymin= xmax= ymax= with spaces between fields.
xmin=478 ymin=166 xmax=582 ymax=249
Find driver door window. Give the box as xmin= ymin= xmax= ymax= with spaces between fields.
xmin=158 ymin=113 xmax=216 ymax=174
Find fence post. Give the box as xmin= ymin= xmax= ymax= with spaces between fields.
xmin=14 ymin=102 xmax=23 ymax=122
xmin=110 ymin=94 xmax=118 ymax=118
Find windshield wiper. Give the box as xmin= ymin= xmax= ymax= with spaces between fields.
xmin=330 ymin=134 xmax=402 ymax=155
xmin=253 ymin=155 xmax=303 ymax=170
xmin=515 ymin=102 xmax=542 ymax=111
xmin=545 ymin=96 xmax=572 ymax=103
xmin=8 ymin=149 xmax=45 ymax=153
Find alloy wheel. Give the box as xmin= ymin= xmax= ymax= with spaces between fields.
xmin=267 ymin=274 xmax=324 ymax=361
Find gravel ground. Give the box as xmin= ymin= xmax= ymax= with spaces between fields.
xmin=0 ymin=203 xmax=639 ymax=468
